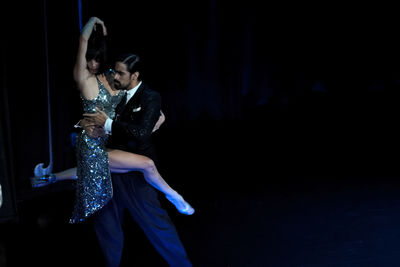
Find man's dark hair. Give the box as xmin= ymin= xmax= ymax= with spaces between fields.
xmin=116 ymin=53 xmax=143 ymax=81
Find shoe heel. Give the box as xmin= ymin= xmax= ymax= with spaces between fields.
xmin=30 ymin=174 xmax=56 ymax=188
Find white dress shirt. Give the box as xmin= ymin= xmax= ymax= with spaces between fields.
xmin=104 ymin=81 xmax=142 ymax=134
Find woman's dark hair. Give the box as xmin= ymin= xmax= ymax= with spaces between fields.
xmin=86 ymin=24 xmax=108 ymax=74
xmin=115 ymin=53 xmax=143 ymax=81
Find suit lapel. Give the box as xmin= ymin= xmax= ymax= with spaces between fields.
xmin=115 ymin=93 xmax=127 ymax=116
xmin=125 ymin=83 xmax=145 ymax=112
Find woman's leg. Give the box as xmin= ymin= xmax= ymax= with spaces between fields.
xmin=108 ymin=149 xmax=194 ymax=215
xmin=54 ymin=167 xmax=78 ymax=180
xmin=31 ymin=167 xmax=77 ymax=188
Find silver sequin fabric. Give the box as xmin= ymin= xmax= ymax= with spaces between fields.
xmin=70 ymin=77 xmax=125 ymax=224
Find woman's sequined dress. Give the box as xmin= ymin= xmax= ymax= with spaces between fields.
xmin=70 ymin=77 xmax=125 ymax=223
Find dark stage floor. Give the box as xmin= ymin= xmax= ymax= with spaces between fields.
xmin=2 ymin=175 xmax=400 ymax=267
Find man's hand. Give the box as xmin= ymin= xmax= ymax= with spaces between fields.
xmin=87 ymin=126 xmax=106 ymax=138
xmin=83 ymin=107 xmax=108 ymax=127
xmin=80 ymin=116 xmax=106 ymax=138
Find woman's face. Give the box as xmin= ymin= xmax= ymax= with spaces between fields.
xmin=87 ymin=59 xmax=100 ymax=74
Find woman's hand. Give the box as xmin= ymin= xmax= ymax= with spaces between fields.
xmin=152 ymin=110 xmax=166 ymax=133
xmin=91 ymin=17 xmax=107 ymax=36
xmin=81 ymin=17 xmax=107 ymax=39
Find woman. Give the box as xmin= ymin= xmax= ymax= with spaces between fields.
xmin=32 ymin=17 xmax=194 ymax=223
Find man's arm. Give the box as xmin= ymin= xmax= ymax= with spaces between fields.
xmin=83 ymin=92 xmax=162 ymax=140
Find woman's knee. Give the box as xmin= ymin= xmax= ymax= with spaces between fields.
xmin=142 ymin=158 xmax=156 ymax=173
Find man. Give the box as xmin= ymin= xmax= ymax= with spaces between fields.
xmin=84 ymin=53 xmax=192 ymax=267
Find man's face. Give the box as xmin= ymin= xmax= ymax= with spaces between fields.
xmin=113 ymin=62 xmax=132 ymax=90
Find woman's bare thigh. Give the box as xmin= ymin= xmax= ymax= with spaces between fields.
xmin=107 ymin=149 xmax=151 ymax=173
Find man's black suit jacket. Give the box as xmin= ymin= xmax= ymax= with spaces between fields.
xmin=107 ymin=82 xmax=161 ymax=162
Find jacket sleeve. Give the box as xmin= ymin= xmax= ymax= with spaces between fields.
xmin=111 ymin=91 xmax=161 ymax=143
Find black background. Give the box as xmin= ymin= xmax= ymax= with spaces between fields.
xmin=1 ymin=1 xmax=400 ymax=266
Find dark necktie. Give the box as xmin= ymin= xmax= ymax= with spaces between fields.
xmin=121 ymin=93 xmax=128 ymax=106
xmin=115 ymin=94 xmax=127 ymax=121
